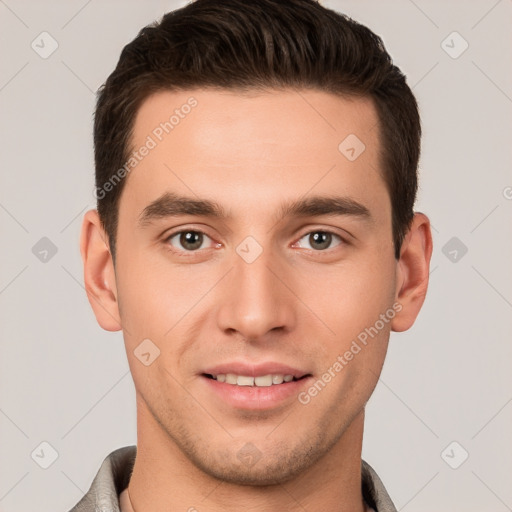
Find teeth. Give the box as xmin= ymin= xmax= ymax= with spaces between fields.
xmin=225 ymin=373 xmax=237 ymax=384
xmin=237 ymin=375 xmax=254 ymax=386
xmin=212 ymin=373 xmax=296 ymax=387
xmin=254 ymin=375 xmax=273 ymax=387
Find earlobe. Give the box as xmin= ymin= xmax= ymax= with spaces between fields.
xmin=391 ymin=212 xmax=433 ymax=332
xmin=80 ymin=209 xmax=122 ymax=332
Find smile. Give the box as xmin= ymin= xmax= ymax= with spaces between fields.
xmin=205 ymin=373 xmax=303 ymax=387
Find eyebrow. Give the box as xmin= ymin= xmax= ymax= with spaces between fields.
xmin=138 ymin=191 xmax=373 ymax=227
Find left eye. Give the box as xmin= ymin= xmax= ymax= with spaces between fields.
xmin=166 ymin=230 xmax=214 ymax=251
xmin=295 ymin=231 xmax=343 ymax=251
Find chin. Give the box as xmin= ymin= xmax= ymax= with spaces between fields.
xmin=185 ymin=436 xmax=327 ymax=487
xmin=196 ymin=457 xmax=306 ymax=487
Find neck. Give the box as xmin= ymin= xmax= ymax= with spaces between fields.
xmin=127 ymin=394 xmax=367 ymax=512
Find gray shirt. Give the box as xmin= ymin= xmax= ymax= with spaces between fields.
xmin=67 ymin=445 xmax=397 ymax=512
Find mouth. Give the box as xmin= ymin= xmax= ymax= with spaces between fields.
xmin=200 ymin=364 xmax=313 ymax=410
xmin=202 ymin=373 xmax=310 ymax=387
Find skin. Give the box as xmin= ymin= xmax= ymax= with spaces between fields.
xmin=81 ymin=88 xmax=432 ymax=512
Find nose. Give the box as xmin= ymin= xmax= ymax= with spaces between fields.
xmin=216 ymin=243 xmax=296 ymax=342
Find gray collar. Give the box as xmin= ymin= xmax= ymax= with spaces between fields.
xmin=68 ymin=445 xmax=397 ymax=512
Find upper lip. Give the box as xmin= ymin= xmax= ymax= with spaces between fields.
xmin=202 ymin=362 xmax=310 ymax=379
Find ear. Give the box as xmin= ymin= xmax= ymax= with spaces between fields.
xmin=80 ymin=209 xmax=122 ymax=331
xmin=391 ymin=212 xmax=433 ymax=332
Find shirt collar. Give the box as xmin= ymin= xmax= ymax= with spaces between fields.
xmin=68 ymin=445 xmax=397 ymax=512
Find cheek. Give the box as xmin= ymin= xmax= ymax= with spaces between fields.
xmin=297 ymin=265 xmax=395 ymax=414
xmin=300 ymin=258 xmax=396 ymax=339
xmin=114 ymin=237 xmax=180 ymax=326
xmin=114 ymin=247 xmax=216 ymax=366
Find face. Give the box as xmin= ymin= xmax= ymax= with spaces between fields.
xmin=111 ymin=88 xmax=400 ymax=484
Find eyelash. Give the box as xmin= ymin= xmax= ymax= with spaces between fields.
xmin=163 ymin=228 xmax=348 ymax=257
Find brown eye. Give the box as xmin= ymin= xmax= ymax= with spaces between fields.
xmin=167 ymin=230 xmax=209 ymax=251
xmin=297 ymin=231 xmax=343 ymax=251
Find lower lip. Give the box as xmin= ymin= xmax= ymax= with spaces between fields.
xmin=201 ymin=375 xmax=312 ymax=410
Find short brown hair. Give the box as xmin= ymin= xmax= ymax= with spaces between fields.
xmin=94 ymin=0 xmax=421 ymax=261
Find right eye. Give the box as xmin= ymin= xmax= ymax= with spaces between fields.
xmin=165 ymin=230 xmax=215 ymax=252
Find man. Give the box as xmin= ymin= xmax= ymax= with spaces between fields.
xmin=72 ymin=0 xmax=433 ymax=510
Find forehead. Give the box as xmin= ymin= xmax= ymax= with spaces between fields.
xmin=121 ymin=88 xmax=387 ymax=223
xmin=132 ymin=88 xmax=380 ymax=161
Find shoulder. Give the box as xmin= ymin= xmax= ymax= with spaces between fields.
xmin=361 ymin=459 xmax=398 ymax=512
xmin=67 ymin=445 xmax=137 ymax=512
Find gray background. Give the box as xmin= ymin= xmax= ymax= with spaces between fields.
xmin=0 ymin=1 xmax=511 ymax=511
